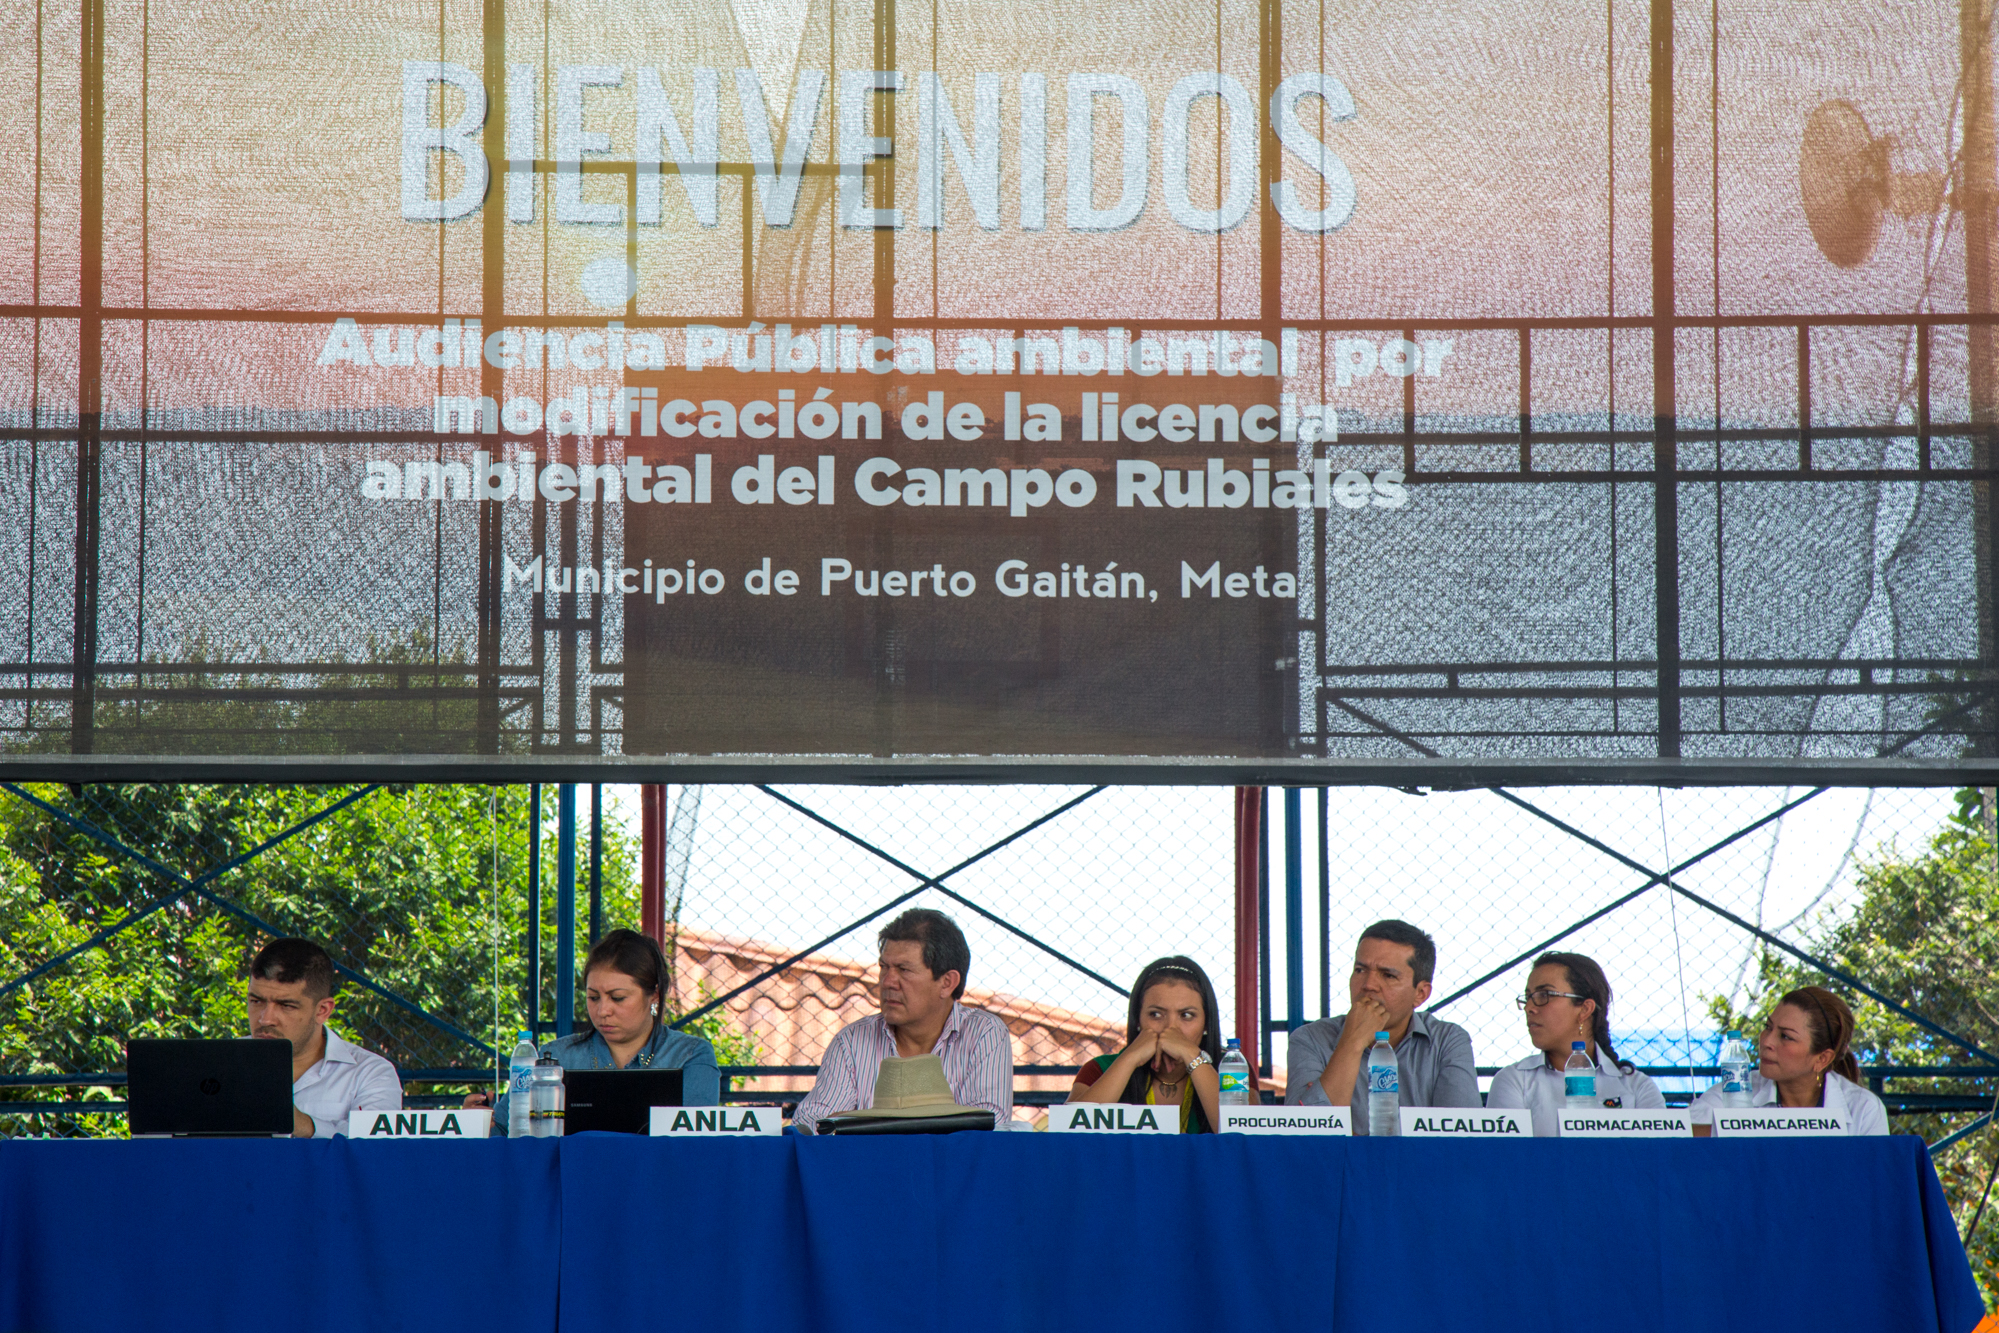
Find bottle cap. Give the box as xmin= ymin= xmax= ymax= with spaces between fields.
xmin=1572 ymin=1040 xmax=1586 ymax=1050
xmin=1375 ymin=1031 xmax=1390 ymax=1040
xmin=1225 ymin=1037 xmax=1239 ymax=1048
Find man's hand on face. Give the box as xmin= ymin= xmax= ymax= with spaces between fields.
xmin=1339 ymin=995 xmax=1393 ymax=1050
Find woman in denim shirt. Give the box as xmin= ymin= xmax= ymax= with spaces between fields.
xmin=472 ymin=929 xmax=721 ymax=1132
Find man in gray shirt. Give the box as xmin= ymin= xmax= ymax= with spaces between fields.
xmin=1284 ymin=919 xmax=1479 ymax=1131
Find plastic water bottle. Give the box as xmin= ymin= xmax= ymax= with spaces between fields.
xmin=1563 ymin=1041 xmax=1596 ymax=1107
xmin=507 ymin=1031 xmax=537 ymax=1138
xmin=528 ymin=1054 xmax=566 ymax=1138
xmin=1366 ymin=1031 xmax=1399 ymax=1136
xmin=1718 ymin=1030 xmax=1751 ymax=1107
xmin=1218 ymin=1039 xmax=1251 ymax=1106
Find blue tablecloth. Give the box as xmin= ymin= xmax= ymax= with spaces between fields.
xmin=0 ymin=1134 xmax=1981 ymax=1333
xmin=0 ymin=1137 xmax=560 ymax=1333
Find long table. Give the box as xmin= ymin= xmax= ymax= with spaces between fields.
xmin=0 ymin=1134 xmax=1982 ymax=1333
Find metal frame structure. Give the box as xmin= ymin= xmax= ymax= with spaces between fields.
xmin=4 ymin=0 xmax=1997 ymax=783
xmin=1252 ymin=782 xmax=1999 ymax=1136
xmin=0 ymin=0 xmax=1992 ymax=1190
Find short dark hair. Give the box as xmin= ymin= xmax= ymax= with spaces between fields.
xmin=584 ymin=928 xmax=669 ymax=1028
xmin=1357 ymin=919 xmax=1436 ymax=985
xmin=250 ymin=937 xmax=340 ymax=1002
xmin=877 ymin=908 xmax=971 ymax=1000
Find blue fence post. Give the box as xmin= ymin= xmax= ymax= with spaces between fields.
xmin=1317 ymin=786 xmax=1331 ymax=1017
xmin=528 ymin=782 xmax=541 ymax=1037
xmin=557 ymin=785 xmax=577 ymax=1039
xmin=588 ymin=784 xmax=604 ymax=945
xmin=1284 ymin=787 xmax=1303 ymax=1032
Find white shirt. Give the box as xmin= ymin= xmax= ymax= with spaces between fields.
xmin=293 ymin=1028 xmax=403 ymax=1138
xmin=791 ymin=1004 xmax=1013 ymax=1136
xmin=1689 ymin=1071 xmax=1888 ymax=1136
xmin=1485 ymin=1050 xmax=1666 ymax=1136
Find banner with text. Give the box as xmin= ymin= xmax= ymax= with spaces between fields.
xmin=1 ymin=0 xmax=1990 ymax=773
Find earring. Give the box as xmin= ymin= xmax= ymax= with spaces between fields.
xmin=649 ymin=1002 xmax=659 ymax=1017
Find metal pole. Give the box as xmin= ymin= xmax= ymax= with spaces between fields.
xmin=474 ymin=0 xmax=506 ymax=755
xmin=557 ymin=784 xmax=577 ymax=1037
xmin=1257 ymin=788 xmax=1273 ymax=1079
xmin=1964 ymin=0 xmax=1999 ymax=755
xmin=527 ymin=782 xmax=541 ymax=1037
xmin=1256 ymin=0 xmax=1288 ymax=754
xmin=1284 ymin=787 xmax=1303 ymax=1031
xmin=588 ymin=783 xmax=603 ymax=944
xmin=1233 ymin=786 xmax=1261 ymax=1066
xmin=1651 ymin=0 xmax=1682 ymax=759
xmin=640 ymin=784 xmax=665 ymax=942
xmin=70 ymin=0 xmax=105 ymax=757
xmin=1317 ymin=786 xmax=1331 ymax=1017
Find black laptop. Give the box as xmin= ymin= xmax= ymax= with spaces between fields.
xmin=126 ymin=1038 xmax=294 ymax=1137
xmin=562 ymin=1068 xmax=684 ymax=1134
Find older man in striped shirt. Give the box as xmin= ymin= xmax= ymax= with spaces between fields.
xmin=792 ymin=908 xmax=1013 ymax=1134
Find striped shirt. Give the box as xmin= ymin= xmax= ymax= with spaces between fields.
xmin=792 ymin=1003 xmax=1013 ymax=1135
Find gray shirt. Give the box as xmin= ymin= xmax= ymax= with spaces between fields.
xmin=1283 ymin=1011 xmax=1480 ymax=1132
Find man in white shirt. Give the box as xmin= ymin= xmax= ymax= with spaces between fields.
xmin=246 ymin=938 xmax=402 ymax=1138
xmin=792 ymin=909 xmax=1012 ymax=1135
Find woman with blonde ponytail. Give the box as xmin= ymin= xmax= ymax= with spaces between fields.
xmin=1691 ymin=986 xmax=1887 ymax=1135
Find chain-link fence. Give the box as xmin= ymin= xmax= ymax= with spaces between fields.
xmin=0 ymin=782 xmax=642 ymax=1134
xmin=3 ymin=779 xmax=1992 ymax=1148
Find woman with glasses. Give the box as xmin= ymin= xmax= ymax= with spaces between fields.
xmin=1689 ymin=986 xmax=1887 ymax=1134
xmin=1066 ymin=956 xmax=1229 ymax=1133
xmin=1485 ymin=952 xmax=1662 ymax=1135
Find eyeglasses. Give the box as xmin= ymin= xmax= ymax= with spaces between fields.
xmin=1516 ymin=988 xmax=1586 ymax=1009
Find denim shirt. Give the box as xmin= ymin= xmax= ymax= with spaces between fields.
xmin=493 ymin=1025 xmax=721 ymax=1135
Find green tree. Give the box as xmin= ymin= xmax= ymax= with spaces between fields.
xmin=0 ymin=783 xmax=756 ymax=1134
xmin=1709 ymin=789 xmax=1999 ymax=1308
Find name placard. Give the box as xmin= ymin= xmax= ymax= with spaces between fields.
xmin=1400 ymin=1108 xmax=1532 ymax=1138
xmin=649 ymin=1106 xmax=783 ymax=1136
xmin=1711 ymin=1108 xmax=1846 ymax=1137
xmin=1218 ymin=1106 xmax=1350 ymax=1135
xmin=1047 ymin=1104 xmax=1181 ymax=1133
xmin=349 ymin=1109 xmax=490 ymax=1139
xmin=1559 ymin=1109 xmax=1692 ymax=1138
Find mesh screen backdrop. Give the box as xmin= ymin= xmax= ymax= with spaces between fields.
xmin=3 ymin=0 xmax=1996 ymax=776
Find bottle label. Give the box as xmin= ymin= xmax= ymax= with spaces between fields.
xmin=511 ymin=1070 xmax=534 ymax=1095
xmin=1565 ymin=1076 xmax=1595 ymax=1099
xmin=1219 ymin=1070 xmax=1248 ymax=1095
xmin=1366 ymin=1065 xmax=1398 ymax=1095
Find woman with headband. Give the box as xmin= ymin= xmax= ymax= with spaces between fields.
xmin=1485 ymin=952 xmax=1664 ymax=1135
xmin=1066 ymin=956 xmax=1228 ymax=1133
xmin=1691 ymin=985 xmax=1887 ymax=1134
